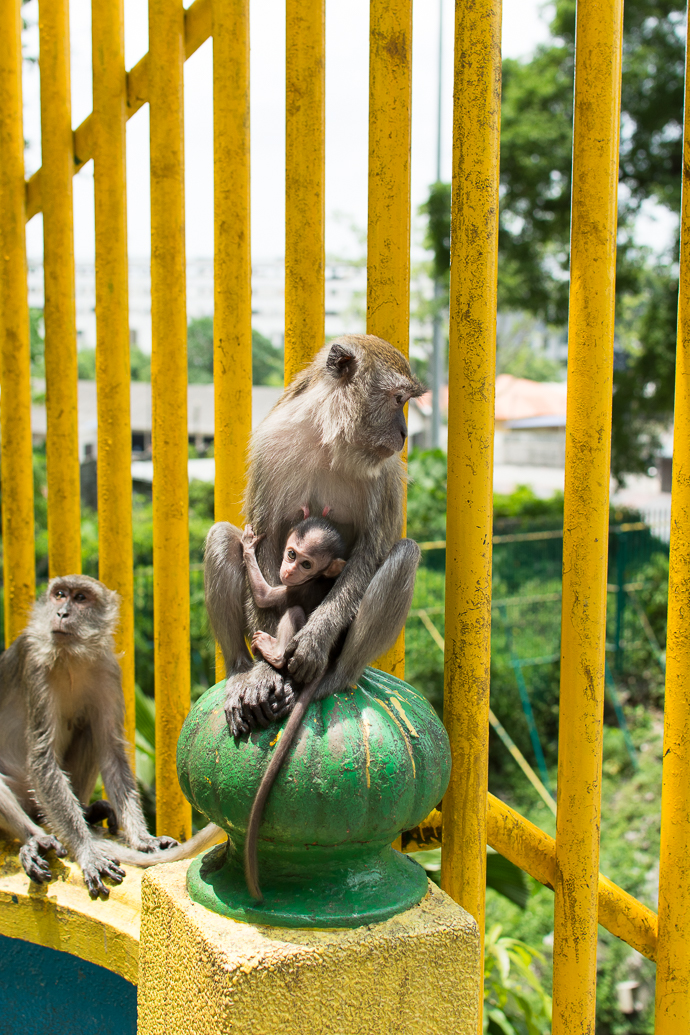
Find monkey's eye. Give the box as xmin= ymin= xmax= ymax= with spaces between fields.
xmin=55 ymin=590 xmax=66 ymax=598
xmin=74 ymin=593 xmax=86 ymax=602
xmin=301 ymin=560 xmax=312 ymax=570
xmin=287 ymin=549 xmax=296 ymax=561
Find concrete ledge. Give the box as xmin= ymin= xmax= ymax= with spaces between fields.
xmin=0 ymin=839 xmax=142 ymax=984
xmin=138 ymin=859 xmax=481 ymax=1035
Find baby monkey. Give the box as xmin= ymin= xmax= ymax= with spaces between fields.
xmin=242 ymin=515 xmax=347 ymax=671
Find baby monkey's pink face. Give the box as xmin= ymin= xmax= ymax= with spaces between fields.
xmin=279 ymin=530 xmax=346 ymax=586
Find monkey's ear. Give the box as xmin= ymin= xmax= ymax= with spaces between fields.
xmin=323 ymin=558 xmax=346 ymax=578
xmin=326 ymin=342 xmax=358 ymax=380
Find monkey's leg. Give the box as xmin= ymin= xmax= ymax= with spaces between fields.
xmin=83 ymin=800 xmax=118 ymax=835
xmin=251 ymin=607 xmax=305 ymax=669
xmin=315 ymin=538 xmax=421 ymax=699
xmin=0 ymin=775 xmax=67 ymax=883
xmin=204 ymin=522 xmax=253 ymax=675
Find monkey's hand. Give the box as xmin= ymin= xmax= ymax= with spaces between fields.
xmin=129 ymin=833 xmax=179 ymax=853
xmin=284 ymin=627 xmax=330 ymax=686
xmin=78 ymin=843 xmax=126 ymax=899
xmin=19 ymin=834 xmax=68 ymax=884
xmin=224 ymin=664 xmax=295 ymax=737
xmin=241 ymin=524 xmax=263 ymax=555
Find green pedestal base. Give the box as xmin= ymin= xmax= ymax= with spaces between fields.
xmin=186 ymin=840 xmax=429 ymax=928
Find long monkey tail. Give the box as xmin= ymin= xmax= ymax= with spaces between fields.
xmin=98 ymin=822 xmax=224 ymax=867
xmin=244 ymin=678 xmax=320 ymax=901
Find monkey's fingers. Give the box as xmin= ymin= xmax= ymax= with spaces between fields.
xmin=19 ymin=846 xmax=52 ymax=884
xmin=155 ymin=836 xmax=180 ymax=851
xmin=83 ymin=867 xmax=110 ymax=899
xmin=226 ymin=704 xmax=250 ymax=738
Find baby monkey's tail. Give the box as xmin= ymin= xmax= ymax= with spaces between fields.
xmin=244 ymin=678 xmax=319 ymax=901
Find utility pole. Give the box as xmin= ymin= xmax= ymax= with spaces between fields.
xmin=431 ymin=0 xmax=443 ymax=449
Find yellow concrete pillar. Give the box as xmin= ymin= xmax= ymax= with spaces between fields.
xmin=138 ymin=861 xmax=480 ymax=1035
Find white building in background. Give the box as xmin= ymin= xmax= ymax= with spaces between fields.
xmin=26 ymin=258 xmax=429 ymax=356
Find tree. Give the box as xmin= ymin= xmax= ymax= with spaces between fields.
xmin=422 ymin=0 xmax=685 ymax=479
xmin=186 ymin=317 xmax=284 ymax=386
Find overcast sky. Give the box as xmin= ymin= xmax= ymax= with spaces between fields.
xmin=20 ymin=0 xmax=675 ymax=265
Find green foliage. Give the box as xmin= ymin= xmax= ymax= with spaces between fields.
xmin=186 ymin=316 xmax=284 ymax=386
xmin=419 ymin=182 xmax=451 ymax=283
xmin=483 ymin=924 xmax=552 ymax=1035
xmin=406 ymin=448 xmax=447 ymax=542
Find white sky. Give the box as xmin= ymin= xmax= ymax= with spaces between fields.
xmin=21 ymin=0 xmax=675 ymax=265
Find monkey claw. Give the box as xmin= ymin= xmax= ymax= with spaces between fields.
xmin=177 ymin=668 xmax=451 ymax=928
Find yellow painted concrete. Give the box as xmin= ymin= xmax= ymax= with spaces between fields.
xmin=0 ymin=839 xmax=141 ymax=985
xmin=138 ymin=861 xmax=480 ymax=1035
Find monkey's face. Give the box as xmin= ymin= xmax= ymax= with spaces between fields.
xmin=44 ymin=575 xmax=118 ymax=648
xmin=49 ymin=584 xmax=97 ymax=638
xmin=279 ymin=533 xmax=345 ymax=586
xmin=318 ymin=337 xmax=425 ymax=461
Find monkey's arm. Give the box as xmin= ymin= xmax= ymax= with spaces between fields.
xmin=243 ymin=549 xmax=287 ymax=609
xmin=25 ymin=696 xmax=126 ymax=897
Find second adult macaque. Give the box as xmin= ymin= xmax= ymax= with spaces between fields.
xmin=242 ymin=517 xmax=346 ymax=669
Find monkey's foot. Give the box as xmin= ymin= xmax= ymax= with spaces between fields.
xmin=79 ymin=844 xmax=126 ymax=899
xmin=130 ymin=833 xmax=179 ymax=853
xmin=19 ymin=834 xmax=68 ymax=883
xmin=250 ymin=631 xmax=286 ymax=669
xmin=83 ymin=799 xmax=118 ymax=835
xmin=224 ymin=664 xmax=293 ymax=737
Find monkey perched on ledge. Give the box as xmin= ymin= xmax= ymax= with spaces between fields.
xmin=0 ymin=576 xmax=219 ymax=896
xmin=205 ymin=334 xmax=424 ymax=738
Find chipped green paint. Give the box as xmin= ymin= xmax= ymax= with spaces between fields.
xmin=177 ymin=668 xmax=451 ymax=927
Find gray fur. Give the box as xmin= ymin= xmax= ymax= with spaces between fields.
xmin=0 ymin=575 xmax=216 ymax=895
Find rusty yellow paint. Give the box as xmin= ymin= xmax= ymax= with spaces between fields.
xmin=284 ymin=0 xmax=325 ymax=384
xmin=25 ymin=0 xmax=213 ymax=222
xmin=552 ymin=1 xmax=623 ymax=1030
xmin=441 ymin=5 xmax=501 ymax=1024
xmin=654 ymin=12 xmax=690 ymax=1028
xmin=0 ymin=0 xmax=35 ymax=643
xmin=213 ymin=0 xmax=252 ymax=683
xmin=0 ymin=839 xmax=142 ymax=984
xmin=149 ymin=0 xmax=191 ymax=842
xmin=38 ymin=0 xmax=81 ymax=578
xmin=91 ymin=0 xmax=136 ymax=760
xmin=367 ymin=0 xmax=412 ymax=680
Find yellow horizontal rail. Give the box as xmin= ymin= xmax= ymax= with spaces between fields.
xmin=403 ymin=798 xmax=658 ymax=963
xmin=25 ymin=0 xmax=212 ymax=221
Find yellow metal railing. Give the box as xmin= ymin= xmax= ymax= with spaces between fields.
xmin=1 ymin=0 xmax=690 ymax=1028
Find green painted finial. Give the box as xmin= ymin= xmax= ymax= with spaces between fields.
xmin=177 ymin=667 xmax=451 ymax=928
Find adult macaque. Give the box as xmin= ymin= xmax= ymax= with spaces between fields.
xmin=0 ymin=576 xmax=219 ymax=896
xmin=204 ymin=334 xmax=423 ymax=736
xmin=242 ymin=516 xmax=346 ymax=669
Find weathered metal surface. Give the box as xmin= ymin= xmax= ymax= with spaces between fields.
xmin=552 ymin=0 xmax=623 ymax=1030
xmin=0 ymin=0 xmax=35 ymax=644
xmin=441 ymin=5 xmax=501 ymax=1026
xmin=38 ymin=0 xmax=82 ymax=578
xmin=149 ymin=0 xmax=191 ymax=842
xmin=92 ymin=0 xmax=136 ymax=758
xmin=212 ymin=0 xmax=252 ymax=683
xmin=654 ymin=11 xmax=690 ymax=1029
xmin=284 ymin=0 xmax=325 ymax=383
xmin=367 ymin=0 xmax=412 ymax=680
xmin=178 ymin=669 xmax=450 ymax=927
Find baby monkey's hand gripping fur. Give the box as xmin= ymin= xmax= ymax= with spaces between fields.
xmin=0 ymin=575 xmax=220 ymax=896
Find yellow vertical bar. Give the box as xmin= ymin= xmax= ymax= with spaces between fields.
xmin=284 ymin=0 xmax=325 ymax=384
xmin=91 ymin=0 xmax=136 ymax=759
xmin=367 ymin=0 xmax=412 ymax=679
xmin=0 ymin=0 xmax=35 ymax=643
xmin=440 ymin=0 xmax=501 ymax=1022
xmin=38 ymin=0 xmax=81 ymax=577
xmin=213 ymin=0 xmax=252 ymax=683
xmin=654 ymin=14 xmax=690 ymax=1030
xmin=149 ymin=0 xmax=191 ymax=841
xmin=552 ymin=0 xmax=622 ymax=1031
